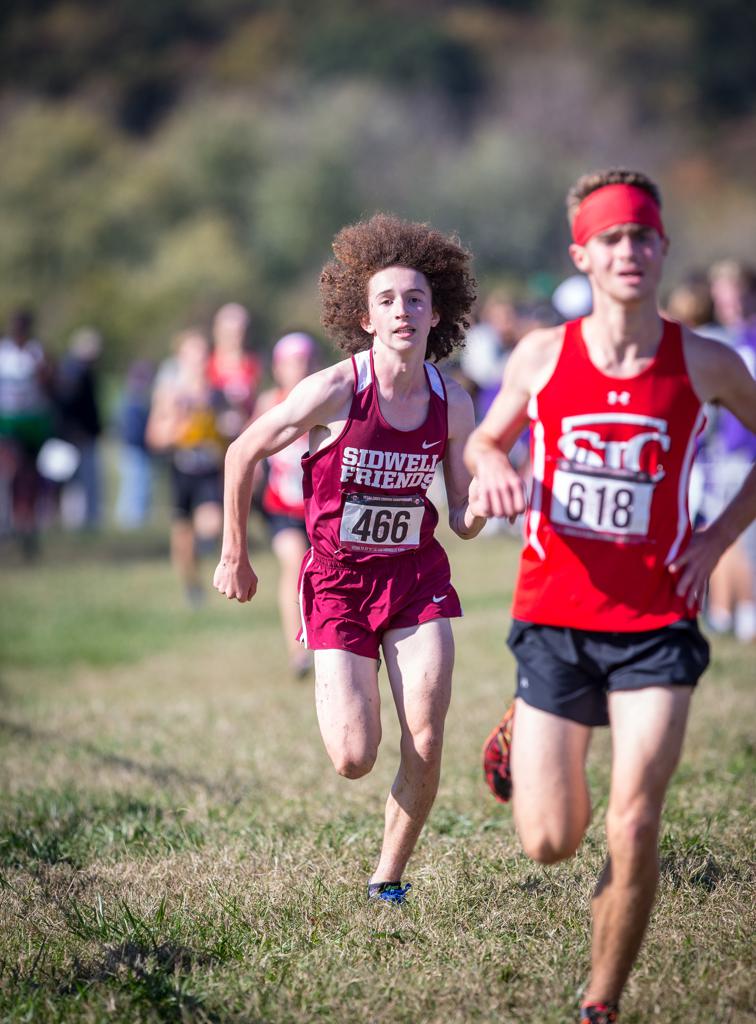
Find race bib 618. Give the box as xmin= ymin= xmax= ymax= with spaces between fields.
xmin=551 ymin=467 xmax=653 ymax=538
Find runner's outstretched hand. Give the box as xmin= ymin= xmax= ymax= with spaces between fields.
xmin=668 ymin=525 xmax=729 ymax=609
xmin=213 ymin=556 xmax=258 ymax=602
xmin=470 ymin=450 xmax=527 ymax=522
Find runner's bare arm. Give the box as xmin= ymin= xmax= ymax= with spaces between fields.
xmin=670 ymin=331 xmax=756 ymax=606
xmin=213 ymin=363 xmax=353 ymax=602
xmin=442 ymin=378 xmax=487 ymax=539
xmin=246 ymin=386 xmax=281 ymax=492
xmin=683 ymin=329 xmax=756 ymax=432
xmin=464 ymin=328 xmax=561 ymax=519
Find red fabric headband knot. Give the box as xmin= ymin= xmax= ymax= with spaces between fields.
xmin=572 ymin=184 xmax=665 ymax=246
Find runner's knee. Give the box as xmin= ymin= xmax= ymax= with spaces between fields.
xmin=330 ymin=744 xmax=378 ymax=779
xmin=401 ymin=724 xmax=444 ymax=766
xmin=516 ymin=805 xmax=587 ymax=863
xmin=520 ymin=828 xmax=583 ymax=865
xmin=333 ymin=754 xmax=375 ymax=779
xmin=606 ymin=803 xmax=660 ymax=865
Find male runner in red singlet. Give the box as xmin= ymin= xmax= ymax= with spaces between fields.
xmin=214 ymin=214 xmax=485 ymax=903
xmin=465 ymin=169 xmax=756 ymax=1024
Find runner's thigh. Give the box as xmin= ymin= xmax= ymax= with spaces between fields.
xmin=314 ymin=649 xmax=382 ymax=762
xmin=608 ymin=686 xmax=693 ymax=809
xmin=511 ymin=698 xmax=592 ymax=850
xmin=382 ymin=619 xmax=454 ymax=738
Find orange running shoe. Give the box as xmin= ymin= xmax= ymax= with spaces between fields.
xmin=482 ymin=702 xmax=515 ymax=803
xmin=580 ymin=1002 xmax=619 ymax=1024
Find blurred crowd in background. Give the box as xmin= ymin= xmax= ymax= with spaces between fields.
xmin=1 ymin=258 xmax=754 ymax=644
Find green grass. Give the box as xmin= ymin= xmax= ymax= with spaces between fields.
xmin=0 ymin=525 xmax=753 ymax=1023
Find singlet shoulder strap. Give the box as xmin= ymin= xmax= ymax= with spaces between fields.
xmin=353 ymin=349 xmax=372 ymax=394
xmin=564 ymin=318 xmax=583 ymax=344
xmin=425 ymin=361 xmax=446 ymax=401
xmin=656 ymin=317 xmax=685 ymax=372
xmin=532 ymin=320 xmax=577 ymax=406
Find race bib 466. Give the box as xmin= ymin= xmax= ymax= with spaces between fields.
xmin=339 ymin=493 xmax=425 ymax=553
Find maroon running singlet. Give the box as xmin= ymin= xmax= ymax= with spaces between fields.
xmin=297 ymin=349 xmax=462 ymax=658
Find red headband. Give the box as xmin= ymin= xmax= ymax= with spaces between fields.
xmin=572 ymin=184 xmax=665 ymax=246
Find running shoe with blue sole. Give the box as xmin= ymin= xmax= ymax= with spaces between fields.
xmin=367 ymin=881 xmax=412 ymax=905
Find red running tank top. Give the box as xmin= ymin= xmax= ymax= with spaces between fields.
xmin=513 ymin=318 xmax=706 ymax=631
xmin=302 ymin=348 xmax=448 ymax=565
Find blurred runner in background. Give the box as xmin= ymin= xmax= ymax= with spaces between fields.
xmin=148 ymin=329 xmax=226 ymax=607
xmin=254 ymin=332 xmax=319 ymax=678
xmin=0 ymin=308 xmax=53 ymax=556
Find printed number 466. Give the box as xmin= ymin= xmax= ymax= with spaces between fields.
xmin=352 ymin=508 xmax=411 ymax=543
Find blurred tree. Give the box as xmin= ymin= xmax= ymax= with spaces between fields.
xmin=0 ymin=1 xmax=754 ymax=364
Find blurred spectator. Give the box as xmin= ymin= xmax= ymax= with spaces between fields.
xmin=115 ymin=359 xmax=155 ymax=529
xmin=665 ymin=275 xmax=722 ymax=528
xmin=701 ymin=261 xmax=756 ymax=642
xmin=0 ymin=308 xmax=53 ymax=555
xmin=709 ymin=260 xmax=755 ymax=340
xmin=462 ymin=292 xmax=537 ymax=537
xmin=254 ymin=332 xmax=318 ymax=677
xmin=551 ymin=273 xmax=593 ymax=322
xmin=147 ymin=329 xmax=226 ymax=607
xmin=461 ymin=291 xmax=520 ymax=422
xmin=665 ymin=274 xmax=717 ymax=333
xmin=55 ymin=326 xmax=103 ymax=530
xmin=516 ymin=297 xmax=562 ymax=337
xmin=208 ymin=302 xmax=262 ymax=441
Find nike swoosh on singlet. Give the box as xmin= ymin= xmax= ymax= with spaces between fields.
xmin=422 ymin=440 xmax=441 ymax=449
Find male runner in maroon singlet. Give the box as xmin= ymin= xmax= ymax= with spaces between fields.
xmin=214 ymin=214 xmax=485 ymax=904
xmin=465 ymin=169 xmax=756 ymax=1023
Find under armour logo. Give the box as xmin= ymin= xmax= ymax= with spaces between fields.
xmin=607 ymin=390 xmax=631 ymax=406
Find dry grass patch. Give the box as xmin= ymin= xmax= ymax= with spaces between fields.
xmin=0 ymin=531 xmax=753 ymax=1022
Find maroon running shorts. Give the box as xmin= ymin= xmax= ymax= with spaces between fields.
xmin=297 ymin=539 xmax=463 ymax=659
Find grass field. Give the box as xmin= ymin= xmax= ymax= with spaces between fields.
xmin=0 ymin=522 xmax=753 ymax=1023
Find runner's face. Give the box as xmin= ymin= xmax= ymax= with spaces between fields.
xmin=273 ymin=352 xmax=311 ymax=391
xmin=571 ymin=224 xmax=668 ymax=304
xmin=361 ymin=266 xmax=439 ymax=353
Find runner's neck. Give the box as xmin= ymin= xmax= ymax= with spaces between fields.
xmin=371 ymin=343 xmax=428 ymax=400
xmin=582 ymin=298 xmax=664 ymax=374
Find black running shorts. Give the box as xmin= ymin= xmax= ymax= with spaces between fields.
xmin=507 ymin=618 xmax=710 ymax=728
xmin=265 ymin=511 xmax=308 ymax=539
xmin=170 ymin=465 xmax=222 ymax=520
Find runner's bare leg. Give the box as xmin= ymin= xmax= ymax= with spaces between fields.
xmin=371 ymin=618 xmax=454 ymax=883
xmin=314 ymin=649 xmax=381 ymax=778
xmin=585 ymin=685 xmax=692 ymax=1004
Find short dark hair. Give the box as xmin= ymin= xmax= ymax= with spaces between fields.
xmin=320 ymin=213 xmax=476 ymax=362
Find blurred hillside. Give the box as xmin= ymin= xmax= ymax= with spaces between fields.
xmin=1 ymin=0 xmax=755 ymax=363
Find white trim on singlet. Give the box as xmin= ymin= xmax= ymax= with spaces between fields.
xmin=561 ymin=412 xmax=668 ymax=432
xmin=526 ymin=402 xmax=547 ymax=561
xmin=297 ymin=549 xmax=316 ymax=646
xmin=664 ymin=406 xmax=707 ymax=566
xmin=354 ymin=349 xmax=372 ymax=393
xmin=425 ymin=362 xmax=446 ymax=401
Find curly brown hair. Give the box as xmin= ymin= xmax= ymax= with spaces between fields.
xmin=566 ymin=168 xmax=662 ymax=226
xmin=320 ymin=213 xmax=476 ymax=362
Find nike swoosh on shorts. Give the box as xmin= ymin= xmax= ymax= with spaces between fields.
xmin=432 ymin=594 xmax=447 ymax=603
